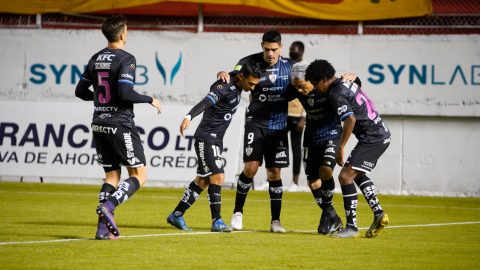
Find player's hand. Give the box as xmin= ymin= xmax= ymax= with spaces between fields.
xmin=249 ymin=94 xmax=252 ymax=102
xmin=336 ymin=147 xmax=345 ymax=167
xmin=180 ymin=118 xmax=190 ymax=137
xmin=217 ymin=71 xmax=230 ymax=83
xmin=296 ymin=116 xmax=306 ymax=133
xmin=341 ymin=73 xmax=357 ymax=83
xmin=151 ymin=97 xmax=162 ymax=114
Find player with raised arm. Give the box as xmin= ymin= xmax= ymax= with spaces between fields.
xmin=166 ymin=62 xmax=261 ymax=232
xmin=305 ymin=59 xmax=391 ymax=239
xmin=285 ymin=63 xmax=361 ymax=234
xmin=75 ymin=15 xmax=162 ymax=240
xmin=218 ymin=30 xmax=296 ymax=233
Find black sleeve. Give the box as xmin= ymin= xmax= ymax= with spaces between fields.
xmin=75 ymin=79 xmax=94 ymax=101
xmin=118 ymin=83 xmax=153 ymax=103
xmin=354 ymin=76 xmax=362 ymax=88
xmin=187 ymin=97 xmax=214 ymax=119
xmin=285 ymin=84 xmax=299 ymax=102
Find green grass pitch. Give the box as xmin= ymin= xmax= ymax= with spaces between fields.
xmin=1 ymin=182 xmax=479 ymax=269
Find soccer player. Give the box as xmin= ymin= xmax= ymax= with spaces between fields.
xmin=305 ymin=59 xmax=391 ymax=238
xmin=286 ymin=63 xmax=361 ymax=234
xmin=75 ymin=15 xmax=162 ymax=240
xmin=167 ymin=62 xmax=261 ymax=232
xmin=218 ymin=30 xmax=296 ymax=233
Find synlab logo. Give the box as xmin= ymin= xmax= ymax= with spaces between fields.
xmin=155 ymin=52 xmax=182 ymax=85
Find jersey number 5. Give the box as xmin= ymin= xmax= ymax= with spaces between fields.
xmin=97 ymin=72 xmax=111 ymax=103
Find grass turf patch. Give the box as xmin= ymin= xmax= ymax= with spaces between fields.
xmin=0 ymin=182 xmax=479 ymax=269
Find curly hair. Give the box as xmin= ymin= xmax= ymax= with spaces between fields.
xmin=305 ymin=59 xmax=336 ymax=83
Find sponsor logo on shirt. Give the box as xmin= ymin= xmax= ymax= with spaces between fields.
xmin=342 ymin=81 xmax=351 ymax=88
xmin=92 ymin=125 xmax=117 ymax=134
xmin=96 ymin=54 xmax=116 ymax=61
xmin=217 ymin=85 xmax=223 ymax=90
xmin=130 ymin=64 xmax=135 ymax=70
xmin=259 ymin=77 xmax=267 ymax=82
xmin=263 ymin=87 xmax=283 ymax=91
xmin=121 ymin=73 xmax=134 ymax=80
xmin=259 ymin=94 xmax=267 ymax=102
xmin=337 ymin=105 xmax=347 ymax=115
xmin=230 ymin=86 xmax=236 ymax=91
xmin=229 ymin=98 xmax=237 ymax=104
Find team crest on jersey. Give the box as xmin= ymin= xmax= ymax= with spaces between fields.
xmin=130 ymin=64 xmax=135 ymax=70
xmin=269 ymin=74 xmax=277 ymax=83
xmin=246 ymin=146 xmax=253 ymax=156
xmin=307 ymin=98 xmax=314 ymax=107
xmin=204 ymin=165 xmax=210 ymax=173
xmin=217 ymin=85 xmax=223 ymax=90
xmin=215 ymin=160 xmax=223 ymax=169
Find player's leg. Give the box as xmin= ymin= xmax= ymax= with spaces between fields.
xmin=351 ymin=141 xmax=390 ymax=238
xmin=92 ymin=129 xmax=121 ymax=239
xmin=330 ymin=165 xmax=361 ymax=238
xmin=168 ymin=139 xmax=212 ymax=230
xmin=209 ymin=173 xmax=232 ymax=232
xmin=96 ymin=169 xmax=120 ymax=240
xmin=286 ymin=116 xmax=302 ymax=192
xmin=232 ymin=126 xmax=265 ymax=230
xmin=97 ymin=124 xmax=147 ymax=236
xmin=167 ymin=176 xmax=207 ymax=231
xmin=265 ymin=129 xmax=289 ymax=233
xmin=317 ymin=165 xmax=342 ymax=234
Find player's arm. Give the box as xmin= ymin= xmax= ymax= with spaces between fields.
xmin=297 ymin=110 xmax=306 ymax=133
xmin=75 ymin=79 xmax=93 ymax=101
xmin=180 ymin=97 xmax=214 ymax=137
xmin=337 ymin=114 xmax=356 ymax=167
xmin=75 ymin=60 xmax=94 ymax=101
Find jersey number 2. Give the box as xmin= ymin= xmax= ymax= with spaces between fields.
xmin=97 ymin=72 xmax=111 ymax=103
xmin=356 ymin=90 xmax=377 ymax=120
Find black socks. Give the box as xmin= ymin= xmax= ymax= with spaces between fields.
xmin=355 ymin=175 xmax=383 ymax=216
xmin=341 ymin=183 xmax=358 ymax=230
xmin=269 ymin=180 xmax=283 ymax=221
xmin=174 ymin=180 xmax=204 ymax=217
xmin=234 ymin=172 xmax=253 ymax=213
xmin=208 ymin=184 xmax=222 ymax=224
xmin=104 ymin=177 xmax=141 ymax=212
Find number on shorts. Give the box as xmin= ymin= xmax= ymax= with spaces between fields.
xmin=247 ymin=132 xmax=254 ymax=144
xmin=97 ymin=72 xmax=111 ymax=104
xmin=211 ymin=145 xmax=221 ymax=157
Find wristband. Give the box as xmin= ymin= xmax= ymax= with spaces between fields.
xmin=185 ymin=115 xmax=192 ymax=121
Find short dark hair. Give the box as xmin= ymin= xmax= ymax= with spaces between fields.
xmin=240 ymin=61 xmax=262 ymax=79
xmin=262 ymin=30 xmax=281 ymax=44
xmin=291 ymin=41 xmax=305 ymax=52
xmin=305 ymin=59 xmax=336 ymax=82
xmin=102 ymin=15 xmax=127 ymax=43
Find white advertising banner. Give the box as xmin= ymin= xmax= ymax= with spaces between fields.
xmin=0 ymin=101 xmax=244 ymax=183
xmin=0 ymin=30 xmax=478 ymax=117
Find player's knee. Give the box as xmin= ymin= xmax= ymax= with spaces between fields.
xmin=338 ymin=170 xmax=352 ymax=186
xmin=319 ymin=166 xmax=333 ymax=181
xmin=307 ymin=179 xmax=321 ymax=190
xmin=244 ymin=164 xmax=258 ymax=178
xmin=266 ymin=168 xmax=281 ymax=181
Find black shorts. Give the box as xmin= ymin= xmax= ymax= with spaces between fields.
xmin=303 ymin=139 xmax=339 ymax=180
xmin=92 ymin=124 xmax=146 ymax=173
xmin=194 ymin=140 xmax=225 ymax=177
xmin=346 ymin=138 xmax=390 ymax=173
xmin=243 ymin=125 xmax=289 ymax=168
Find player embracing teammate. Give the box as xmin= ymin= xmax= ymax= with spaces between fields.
xmin=306 ymin=59 xmax=391 ymax=238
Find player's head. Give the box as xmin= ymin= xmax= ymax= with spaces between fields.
xmin=291 ymin=63 xmax=314 ymax=96
xmin=305 ymin=59 xmax=336 ymax=94
xmin=236 ymin=61 xmax=262 ymax=91
xmin=289 ymin=41 xmax=304 ymax=62
xmin=261 ymin=30 xmax=283 ymax=66
xmin=102 ymin=15 xmax=128 ymax=44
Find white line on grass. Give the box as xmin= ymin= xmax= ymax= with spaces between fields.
xmin=1 ymin=221 xmax=479 ymax=246
xmin=2 ymin=190 xmax=480 ymax=211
